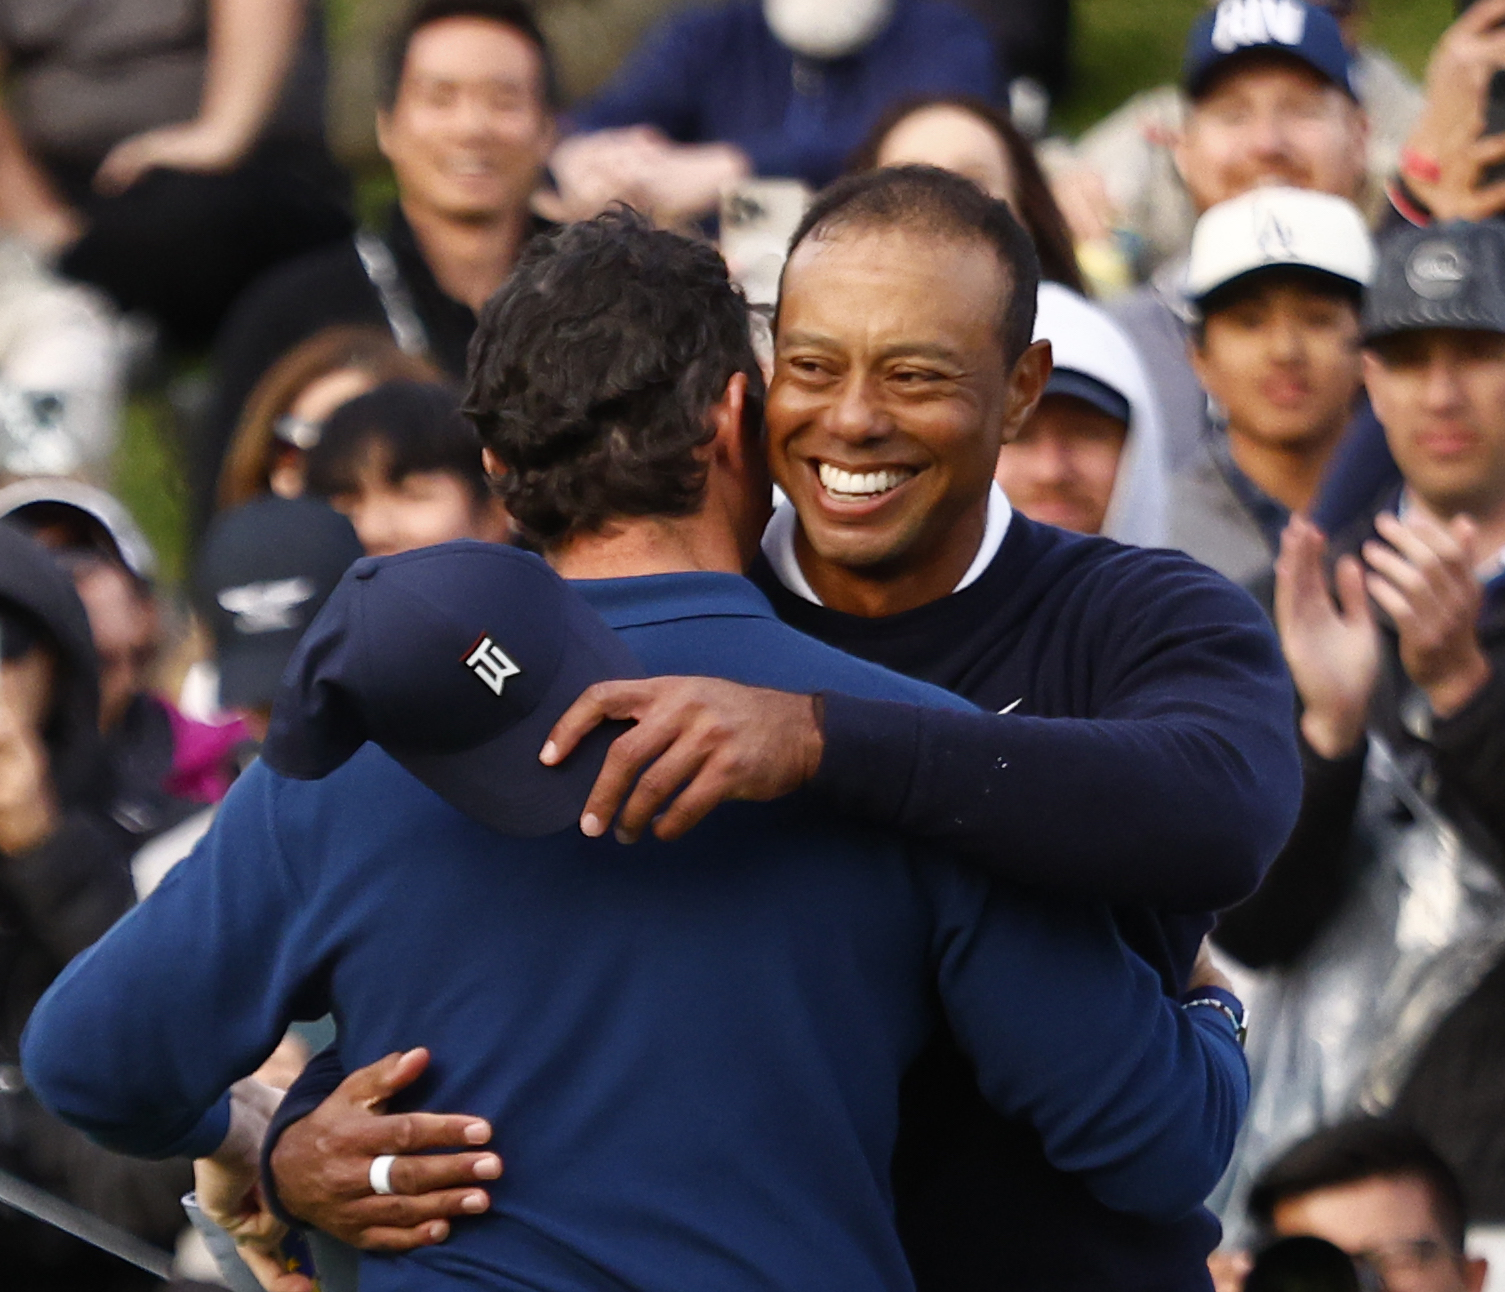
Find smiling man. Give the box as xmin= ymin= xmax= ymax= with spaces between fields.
xmin=198 ymin=0 xmax=557 ymax=526
xmin=265 ymin=169 xmax=1301 ymax=1292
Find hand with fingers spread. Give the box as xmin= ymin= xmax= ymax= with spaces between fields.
xmin=269 ymin=1048 xmax=501 ymax=1252
xmin=1274 ymin=515 xmax=1381 ymax=760
xmin=1400 ymin=0 xmax=1505 ymax=222
xmin=1363 ymin=510 xmax=1491 ymax=718
xmin=540 ymin=677 xmax=825 ymax=844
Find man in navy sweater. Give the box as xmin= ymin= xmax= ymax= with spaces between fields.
xmin=21 ymin=210 xmax=1248 ymax=1292
xmin=260 ymin=171 xmax=1295 ymax=1291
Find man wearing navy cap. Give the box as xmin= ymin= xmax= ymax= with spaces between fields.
xmin=1110 ymin=0 xmax=1372 ymax=474
xmin=1218 ymin=219 xmax=1505 ymax=1228
xmin=22 ymin=209 xmax=1251 ymax=1292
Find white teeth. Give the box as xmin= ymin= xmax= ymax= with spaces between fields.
xmin=817 ymin=462 xmax=914 ymax=498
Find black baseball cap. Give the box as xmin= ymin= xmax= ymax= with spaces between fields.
xmin=261 ymin=540 xmax=644 ymax=837
xmin=1183 ymin=0 xmax=1354 ymax=101
xmin=1363 ymin=221 xmax=1505 ymax=345
xmin=195 ymin=496 xmax=365 ymax=710
xmin=1043 ymin=369 xmax=1131 ymax=425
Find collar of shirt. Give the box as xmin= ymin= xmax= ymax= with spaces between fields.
xmin=759 ymin=482 xmax=1014 ymax=605
xmin=571 ymin=570 xmax=783 ymax=629
xmin=1204 ymin=423 xmax=1290 ymax=555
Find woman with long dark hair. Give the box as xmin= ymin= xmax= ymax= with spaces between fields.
xmin=847 ymin=95 xmax=1085 ymax=294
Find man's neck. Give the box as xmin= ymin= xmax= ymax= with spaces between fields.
xmin=399 ymin=197 xmax=530 ymax=313
xmin=793 ymin=497 xmax=990 ymax=618
xmin=1225 ymin=421 xmax=1343 ymax=514
xmin=547 ymin=515 xmax=746 ymax=582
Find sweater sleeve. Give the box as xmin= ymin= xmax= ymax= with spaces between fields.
xmin=21 ymin=763 xmax=329 ymax=1160
xmin=569 ymin=12 xmax=706 ymax=140
xmin=261 ymin=1045 xmax=348 ymax=1226
xmin=813 ymin=569 xmax=1302 ymax=913
xmin=1213 ymin=735 xmax=1367 ymax=969
xmin=928 ymin=865 xmax=1248 ymax=1222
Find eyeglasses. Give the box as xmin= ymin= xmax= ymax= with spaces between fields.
xmin=273 ymin=415 xmax=323 ymax=451
xmin=1351 ymin=1238 xmax=1457 ymax=1288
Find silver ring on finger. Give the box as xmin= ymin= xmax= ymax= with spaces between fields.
xmin=369 ymin=1153 xmax=398 ymax=1196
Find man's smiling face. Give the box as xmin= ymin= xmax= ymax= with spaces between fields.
xmin=768 ymin=225 xmax=1031 ymax=612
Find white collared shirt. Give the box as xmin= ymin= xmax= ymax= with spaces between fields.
xmin=760 ymin=482 xmax=1014 ymax=606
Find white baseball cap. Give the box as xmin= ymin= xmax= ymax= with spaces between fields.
xmin=1186 ymin=187 xmax=1374 ymax=308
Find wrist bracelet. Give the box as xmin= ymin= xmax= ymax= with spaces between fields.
xmin=1400 ymin=144 xmax=1442 ymax=185
xmin=1386 ymin=178 xmax=1433 ymax=228
xmin=1183 ymin=996 xmax=1248 ymax=1048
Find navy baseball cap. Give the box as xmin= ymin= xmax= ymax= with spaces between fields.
xmin=262 ymin=540 xmax=643 ymax=837
xmin=1044 ymin=369 xmax=1131 ymax=425
xmin=1183 ymin=0 xmax=1354 ymax=101
xmin=195 ymin=497 xmax=365 ymax=711
xmin=1363 ymin=221 xmax=1505 ymax=345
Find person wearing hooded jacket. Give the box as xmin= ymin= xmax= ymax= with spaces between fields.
xmin=0 ymin=522 xmax=191 ymax=1288
xmin=995 ymin=280 xmax=1170 ymax=548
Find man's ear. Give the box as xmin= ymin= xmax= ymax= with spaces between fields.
xmin=999 ymin=340 xmax=1052 ymax=447
xmin=375 ymin=110 xmax=393 ymax=163
xmin=482 ymin=447 xmax=506 ymax=481
xmin=708 ymin=371 xmax=751 ymax=466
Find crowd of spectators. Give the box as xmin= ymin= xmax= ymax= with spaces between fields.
xmin=0 ymin=1 xmax=1503 ymax=1290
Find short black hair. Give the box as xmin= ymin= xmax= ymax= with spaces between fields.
xmin=304 ymin=380 xmax=490 ymax=505
xmin=464 ymin=208 xmax=764 ymax=546
xmin=782 ymin=165 xmax=1041 ymax=367
xmin=1249 ymin=1120 xmax=1470 ymax=1254
xmin=1193 ymin=266 xmax=1364 ymax=347
xmin=379 ymin=0 xmax=559 ymax=111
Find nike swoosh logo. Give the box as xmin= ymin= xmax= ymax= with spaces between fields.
xmin=997 ymin=698 xmax=1023 ymax=715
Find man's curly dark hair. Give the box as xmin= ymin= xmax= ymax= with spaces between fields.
xmin=464 ymin=210 xmax=764 ymax=545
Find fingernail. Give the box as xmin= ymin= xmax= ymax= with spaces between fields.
xmin=464 ymin=1121 xmax=491 ymax=1144
xmin=462 ymin=1192 xmax=489 ymax=1213
xmin=474 ymin=1154 xmax=502 ymax=1179
xmin=581 ymin=813 xmax=603 ymax=837
xmin=540 ymin=741 xmax=558 ymax=765
xmin=429 ymin=1220 xmax=450 ymax=1242
xmin=614 ymin=826 xmax=637 ymax=845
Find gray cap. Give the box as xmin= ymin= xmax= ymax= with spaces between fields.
xmin=1363 ymin=221 xmax=1505 ymax=345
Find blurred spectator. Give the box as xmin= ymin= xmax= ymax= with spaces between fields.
xmin=1215 ymin=220 xmax=1505 ymax=1234
xmin=547 ymin=0 xmax=1000 ymax=226
xmin=0 ymin=0 xmax=351 ymax=351
xmin=1047 ymin=0 xmax=1418 ymax=283
xmin=1237 ymin=1120 xmax=1489 ymax=1292
xmin=202 ymin=0 xmax=557 ymax=530
xmin=303 ymin=380 xmax=508 ymax=557
xmin=218 ymin=324 xmax=442 ymax=512
xmin=0 ymin=522 xmax=191 ymax=1290
xmin=1170 ymin=187 xmax=1373 ymax=597
xmin=0 ymin=238 xmax=124 ymax=483
xmin=955 ymin=0 xmax=1071 ymax=115
xmin=1104 ymin=0 xmax=1371 ymax=472
xmin=192 ymin=496 xmax=364 ymax=742
xmin=848 ymin=96 xmax=1084 ymax=292
xmin=1382 ymin=0 xmax=1505 ymax=228
xmin=0 ymin=478 xmax=249 ymax=810
xmin=996 ymin=280 xmax=1169 ymax=545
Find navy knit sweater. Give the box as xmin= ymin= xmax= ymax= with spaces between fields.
xmin=753 ymin=515 xmax=1302 ymax=1292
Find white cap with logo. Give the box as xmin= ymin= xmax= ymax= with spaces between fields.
xmin=1186 ymin=187 xmax=1375 ymax=308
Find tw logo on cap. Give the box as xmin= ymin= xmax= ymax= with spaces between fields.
xmin=1211 ymin=0 xmax=1306 ymax=53
xmin=464 ymin=634 xmax=522 ymax=696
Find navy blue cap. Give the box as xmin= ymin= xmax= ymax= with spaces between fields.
xmin=1184 ymin=0 xmax=1353 ymax=101
xmin=1043 ymin=369 xmax=1131 ymax=426
xmin=262 ymin=541 xmax=644 ymax=837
